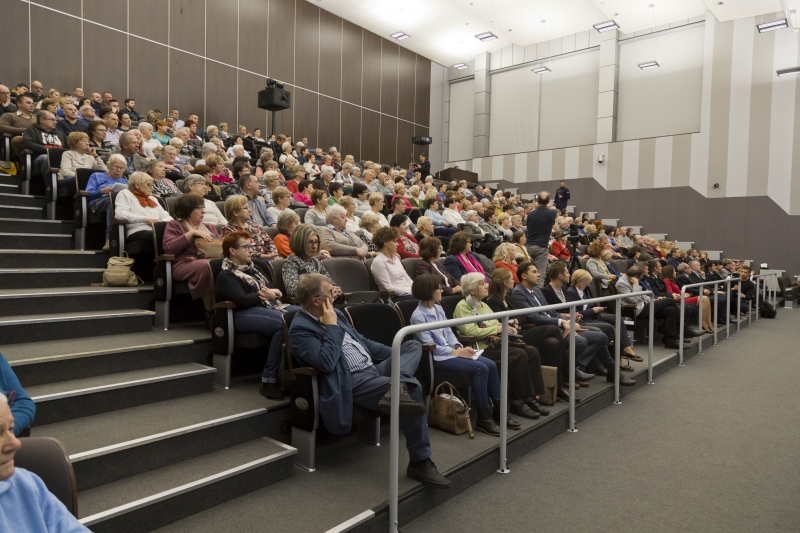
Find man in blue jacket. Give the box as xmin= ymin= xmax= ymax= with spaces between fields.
xmin=289 ymin=273 xmax=450 ymax=489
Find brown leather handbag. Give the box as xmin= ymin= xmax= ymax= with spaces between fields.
xmin=540 ymin=366 xmax=558 ymax=406
xmin=427 ymin=382 xmax=473 ymax=438
xmin=195 ymin=238 xmax=223 ymax=259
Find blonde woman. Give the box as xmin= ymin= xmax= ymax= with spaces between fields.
xmin=59 ymin=132 xmax=108 ymax=186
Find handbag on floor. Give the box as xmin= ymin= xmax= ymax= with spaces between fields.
xmin=101 ymin=252 xmax=142 ymax=287
xmin=540 ymin=366 xmax=558 ymax=406
xmin=428 ymin=382 xmax=473 ymax=438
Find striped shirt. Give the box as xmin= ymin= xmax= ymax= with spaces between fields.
xmin=302 ymin=310 xmax=373 ymax=372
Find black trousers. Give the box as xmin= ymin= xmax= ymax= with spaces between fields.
xmin=638 ymin=298 xmax=679 ymax=340
xmin=520 ymin=325 xmax=564 ymax=379
xmin=481 ymin=344 xmax=545 ymax=399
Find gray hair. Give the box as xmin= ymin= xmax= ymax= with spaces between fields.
xmin=185 ymin=174 xmax=206 ymax=188
xmin=679 ymin=262 xmax=691 ymax=272
xmin=138 ymin=122 xmax=153 ymax=132
xmin=326 ymin=204 xmax=347 ymax=224
xmin=320 ymin=168 xmax=333 ymax=178
xmin=107 ymin=153 xmax=127 ymax=167
xmin=201 ymin=142 xmax=216 ymax=156
xmin=276 ymin=209 xmax=300 ymax=232
xmin=145 ymin=159 xmax=162 ymax=174
xmin=119 ymin=131 xmax=135 ymax=147
xmin=460 ymin=273 xmax=486 ymax=297
xmin=296 ymin=273 xmax=330 ymax=306
xmin=464 ymin=210 xmax=477 ymax=221
xmin=169 ymin=137 xmax=184 ymax=148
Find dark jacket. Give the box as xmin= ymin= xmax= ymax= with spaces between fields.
xmin=526 ymin=206 xmax=557 ymax=248
xmin=676 ymin=273 xmax=700 ymax=296
xmin=734 ymin=279 xmax=755 ymax=301
xmin=21 ymin=124 xmax=67 ymax=155
xmin=508 ymin=283 xmax=563 ymax=327
xmin=554 ymin=186 xmax=570 ymax=209
xmin=565 ymin=286 xmax=601 ymax=320
xmin=214 ymin=262 xmax=270 ymax=310
xmin=443 ymin=253 xmax=488 ymax=282
xmin=642 ymin=275 xmax=669 ymax=298
xmin=56 ymin=117 xmax=89 ymax=136
xmin=288 ymin=308 xmax=394 ymax=435
xmin=415 ymin=259 xmax=460 ymax=296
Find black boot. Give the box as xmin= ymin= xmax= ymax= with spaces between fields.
xmin=524 ymin=398 xmax=550 ymax=416
xmin=492 ymin=401 xmax=521 ymax=430
xmin=476 ymin=407 xmax=501 ymax=436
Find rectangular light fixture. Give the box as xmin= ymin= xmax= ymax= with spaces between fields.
xmin=593 ymin=20 xmax=619 ymax=32
xmin=452 ymin=63 xmax=468 ymax=70
xmin=390 ymin=31 xmax=410 ymax=41
xmin=475 ymin=32 xmax=498 ymax=42
xmin=777 ymin=66 xmax=800 ymax=76
xmin=532 ymin=66 xmax=551 ymax=74
xmin=638 ymin=61 xmax=660 ymax=70
xmin=757 ymin=19 xmax=788 ymax=32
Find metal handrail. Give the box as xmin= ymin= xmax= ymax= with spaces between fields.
xmin=386 ymin=290 xmax=654 ymax=533
xmin=751 ymin=273 xmax=778 ymax=322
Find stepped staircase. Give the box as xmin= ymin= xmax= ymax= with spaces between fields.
xmin=0 ymin=172 xmax=295 ymax=533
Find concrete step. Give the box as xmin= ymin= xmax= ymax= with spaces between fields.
xmin=27 ymin=362 xmax=215 ymax=426
xmin=0 ymin=250 xmax=109 ymax=268
xmin=0 ymin=285 xmax=154 ymax=317
xmin=0 ymin=267 xmax=104 ymax=289
xmin=0 ymin=218 xmax=74 ymax=235
xmin=0 ymin=192 xmax=46 ymax=208
xmin=6 ymin=326 xmax=210 ymax=386
xmin=0 ymin=182 xmax=20 ymax=193
xmin=0 ymin=308 xmax=154 ymax=345
xmin=78 ymin=437 xmax=295 ymax=533
xmin=0 ymin=204 xmax=44 ymax=219
xmin=0 ymin=232 xmax=72 ymax=250
xmin=0 ymin=174 xmax=22 ymax=187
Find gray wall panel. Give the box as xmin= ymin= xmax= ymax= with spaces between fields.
xmin=129 ymin=37 xmax=168 ymax=113
xmin=37 ymin=0 xmax=81 ymax=16
xmin=293 ymin=88 xmax=319 ymax=150
xmin=83 ymin=24 xmax=127 ymax=105
xmin=341 ymin=21 xmax=362 ymax=105
xmin=169 ymin=50 xmax=205 ymax=125
xmin=170 ymin=0 xmax=205 ymax=57
xmin=130 ymin=0 xmax=168 ymax=43
xmin=294 ymin=0 xmax=320 ymax=92
xmin=362 ymin=31 xmax=382 ymax=112
xmin=380 ymin=115 xmax=398 ymax=166
xmin=5 ymin=0 xmax=30 ymax=87
xmin=83 ymin=0 xmax=127 ymax=30
xmin=238 ymin=70 xmax=267 ymax=137
xmin=30 ymin=7 xmax=81 ymax=92
xmin=206 ymin=0 xmax=239 ymax=66
xmin=319 ymin=96 xmax=342 ymax=157
xmin=238 ymin=0 xmax=269 ymax=75
xmin=206 ymin=61 xmax=238 ymax=135
xmin=340 ymin=102 xmax=360 ymax=161
xmin=319 ymin=10 xmax=342 ymax=100
xmin=398 ymin=48 xmax=416 ymax=123
xmin=361 ymin=109 xmax=380 ymax=163
xmin=268 ymin=0 xmax=295 ymax=85
xmin=381 ymin=42 xmax=399 ymax=117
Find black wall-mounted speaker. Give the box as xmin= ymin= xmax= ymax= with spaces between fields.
xmin=258 ymin=87 xmax=292 ymax=111
xmin=412 ymin=135 xmax=432 ymax=145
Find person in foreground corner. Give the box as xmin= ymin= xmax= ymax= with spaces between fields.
xmin=289 ymin=273 xmax=451 ymax=489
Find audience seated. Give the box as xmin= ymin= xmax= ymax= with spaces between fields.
xmin=662 ymin=265 xmax=714 ymax=332
xmin=443 ymin=232 xmax=488 ymax=283
xmin=273 ymin=210 xmax=300 ymax=258
xmin=370 ymin=227 xmax=414 ymax=302
xmin=239 ymin=174 xmax=275 ymax=227
xmin=318 ymin=205 xmax=371 ymax=259
xmin=282 ymin=225 xmax=339 ymax=299
xmin=492 ymin=243 xmax=520 ymax=284
xmin=85 ymin=154 xmax=128 ymax=250
xmin=220 ymin=196 xmax=278 ymax=261
xmin=144 ymin=159 xmax=179 ymax=197
xmin=389 ymin=215 xmax=419 ymax=259
xmin=616 ymin=265 xmax=683 ymax=349
xmin=184 ymin=175 xmax=227 ymax=225
xmin=366 ymin=193 xmax=389 ymax=227
xmin=304 ymin=189 xmax=328 ymax=226
xmin=21 ymin=110 xmax=66 ymax=180
xmin=58 ymin=132 xmax=106 ymax=189
xmin=114 ymin=172 xmax=173 ymax=251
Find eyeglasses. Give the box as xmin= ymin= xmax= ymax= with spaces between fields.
xmin=234 ymin=244 xmax=255 ymax=250
xmin=307 ymin=239 xmax=320 ymax=246
xmin=313 ymin=290 xmax=334 ymax=300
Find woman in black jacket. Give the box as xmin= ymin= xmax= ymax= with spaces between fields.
xmin=216 ymin=230 xmax=299 ymax=400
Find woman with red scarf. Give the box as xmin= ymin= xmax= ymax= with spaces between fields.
xmin=113 ymin=172 xmax=173 ymax=252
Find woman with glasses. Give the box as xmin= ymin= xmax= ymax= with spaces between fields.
xmin=220 ymin=196 xmax=278 ymax=261
xmin=184 ymin=175 xmax=227 ymax=225
xmin=216 ymin=230 xmax=299 ymax=400
xmin=282 ymin=224 xmax=341 ymax=300
xmin=114 ymin=172 xmax=172 ymax=252
xmin=87 ymin=120 xmax=111 ymax=155
xmin=367 ymin=192 xmax=390 ymax=227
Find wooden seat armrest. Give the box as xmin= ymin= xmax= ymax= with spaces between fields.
xmin=379 ymin=290 xmax=395 ymax=297
xmin=77 ymin=190 xmax=91 ymax=197
xmin=213 ymin=301 xmax=237 ymax=310
xmin=621 ymin=303 xmax=637 ymax=308
xmin=291 ymin=367 xmax=321 ymax=376
xmin=421 ymin=343 xmax=436 ymax=352
xmin=456 ymin=335 xmax=476 ymax=344
xmin=112 ymin=218 xmax=128 ymax=225
xmin=155 ymin=254 xmax=175 ymax=262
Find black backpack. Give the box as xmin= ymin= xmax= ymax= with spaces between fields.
xmin=759 ymin=301 xmax=777 ymax=319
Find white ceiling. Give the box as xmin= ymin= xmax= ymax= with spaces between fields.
xmin=307 ymin=0 xmax=788 ymax=66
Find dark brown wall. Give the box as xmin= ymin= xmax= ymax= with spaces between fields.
xmin=488 ymin=177 xmax=800 ymax=277
xmin=9 ymin=0 xmax=432 ymax=165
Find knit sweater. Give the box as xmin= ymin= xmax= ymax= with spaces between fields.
xmin=0 ymin=468 xmax=89 ymax=533
xmin=58 ymin=150 xmax=107 ymax=180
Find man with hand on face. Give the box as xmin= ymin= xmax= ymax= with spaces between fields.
xmin=289 ymin=273 xmax=451 ymax=489
xmin=0 ymin=85 xmax=16 ymax=114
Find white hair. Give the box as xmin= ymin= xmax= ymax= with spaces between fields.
xmin=460 ymin=273 xmax=485 ymax=297
xmin=107 ymin=153 xmax=127 ymax=167
xmin=137 ymin=122 xmax=153 ymax=132
xmin=201 ymin=142 xmax=216 ymax=156
xmin=325 ymin=204 xmax=347 ymax=224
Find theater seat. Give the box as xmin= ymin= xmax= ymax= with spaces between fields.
xmin=323 ymin=257 xmax=383 ymax=304
xmin=73 ymin=168 xmax=107 ymax=250
xmin=14 ymin=437 xmax=78 ymax=518
xmin=45 ymin=147 xmax=68 ymax=220
xmin=777 ymin=276 xmax=798 ymax=308
xmin=153 ymin=221 xmax=194 ymax=329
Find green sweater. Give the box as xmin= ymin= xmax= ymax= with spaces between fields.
xmin=452 ymin=299 xmax=499 ymax=350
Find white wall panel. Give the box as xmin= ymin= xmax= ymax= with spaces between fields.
xmin=447 ymin=79 xmax=475 ymax=162
xmin=489 ymin=67 xmax=540 ymax=156
xmin=617 ymin=23 xmax=705 ymax=141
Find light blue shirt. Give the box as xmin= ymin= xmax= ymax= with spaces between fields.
xmin=425 ymin=209 xmax=447 ymax=227
xmin=410 ymin=303 xmax=462 ymax=361
xmin=0 ymin=468 xmax=90 ymax=533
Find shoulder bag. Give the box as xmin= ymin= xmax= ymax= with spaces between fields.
xmin=428 ymin=382 xmax=473 ymax=438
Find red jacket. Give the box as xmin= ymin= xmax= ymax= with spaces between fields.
xmin=551 ymin=240 xmax=570 ymax=259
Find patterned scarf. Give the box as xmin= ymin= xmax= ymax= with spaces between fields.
xmin=221 ymin=258 xmax=286 ymax=310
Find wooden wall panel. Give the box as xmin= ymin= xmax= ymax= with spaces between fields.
xmin=319 ymin=10 xmax=342 ymax=100
xmin=319 ymin=96 xmax=341 ymax=156
xmin=37 ymin=0 xmax=81 ymax=16
xmin=397 ymin=120 xmax=415 ymax=167
xmin=239 ymin=0 xmax=269 ymax=75
xmin=268 ymin=0 xmax=295 ymax=85
xmin=83 ymin=24 xmax=128 ymax=104
xmin=170 ymin=0 xmax=205 ymax=56
xmin=380 ymin=115 xmax=397 ymax=166
xmin=83 ymin=0 xmax=127 ymax=30
xmin=413 ymin=125 xmax=429 ymax=160
xmin=293 ymin=89 xmax=319 ymax=149
xmin=129 ymin=37 xmax=168 ymax=113
xmin=130 ymin=0 xmax=168 ymax=43
xmin=361 ymin=32 xmax=382 ymax=111
xmin=205 ymin=61 xmax=238 ymax=135
xmin=31 ymin=7 xmax=81 ymax=92
xmin=414 ymin=56 xmax=431 ymax=126
xmin=398 ymin=48 xmax=416 ymax=122
xmin=340 ymin=103 xmax=360 ymax=161
xmin=169 ymin=51 xmax=205 ymax=125
xmin=381 ymin=42 xmax=399 ymax=117
xmin=341 ymin=21 xmax=362 ymax=105
xmin=361 ymin=109 xmax=380 ymax=163
xmin=271 ymin=85 xmax=294 ymax=139
xmin=238 ymin=70 xmax=267 ymax=137
xmin=4 ymin=0 xmax=30 ymax=87
xmin=206 ymin=0 xmax=239 ymax=66
xmin=294 ymin=0 xmax=320 ymax=92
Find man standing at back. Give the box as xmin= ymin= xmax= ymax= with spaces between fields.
xmin=526 ymin=192 xmax=557 ymax=287
xmin=554 ymin=180 xmax=570 ymax=210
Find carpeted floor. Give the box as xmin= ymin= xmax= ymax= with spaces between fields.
xmin=403 ymin=311 xmax=800 ymax=533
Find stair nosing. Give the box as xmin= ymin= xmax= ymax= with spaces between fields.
xmin=0 ymin=268 xmax=105 ymax=273
xmin=0 ymin=286 xmax=153 ymax=300
xmin=0 ymin=232 xmax=72 ymax=238
xmin=0 ymin=250 xmax=103 ymax=254
xmin=0 ymin=192 xmax=39 ymax=198
xmin=0 ymin=309 xmax=155 ymax=326
xmin=30 ymin=365 xmax=216 ymax=402
xmin=0 ymin=204 xmax=41 ymax=210
xmin=69 ymin=408 xmax=269 ymax=462
xmin=78 ymin=437 xmax=296 ymax=526
xmin=8 ymin=338 xmax=208 ymax=367
xmin=0 ymin=218 xmax=70 ymax=224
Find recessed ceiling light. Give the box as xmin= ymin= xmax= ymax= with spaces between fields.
xmin=593 ymin=20 xmax=620 ymax=32
xmin=475 ymin=32 xmax=498 ymax=42
xmin=390 ymin=31 xmax=410 ymax=41
xmin=638 ymin=60 xmax=660 ymax=70
xmin=453 ymin=63 xmax=468 ymax=70
xmin=757 ymin=19 xmax=788 ymax=32
xmin=532 ymin=66 xmax=550 ymax=74
xmin=777 ymin=66 xmax=800 ymax=76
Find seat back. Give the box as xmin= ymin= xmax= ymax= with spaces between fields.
xmin=176 ymin=179 xmax=186 ymax=193
xmin=293 ymin=207 xmax=309 ymax=221
xmin=153 ymin=221 xmax=168 ymax=256
xmin=344 ymin=303 xmax=403 ymax=347
xmin=165 ymin=196 xmax=179 ymax=217
xmin=439 ymin=294 xmax=463 ymax=320
xmin=14 ymin=437 xmax=78 ymax=518
xmin=394 ymin=298 xmax=420 ymax=328
xmin=75 ymin=167 xmax=95 ymax=191
xmin=611 ymin=259 xmax=629 ymax=275
xmin=264 ymin=226 xmax=279 ymax=240
xmin=46 ymin=148 xmax=65 ymax=171
xmin=323 ymin=258 xmax=372 ymax=292
xmin=268 ymin=257 xmax=289 ymax=295
xmin=402 ymin=257 xmax=421 ymax=280
xmin=215 ymin=200 xmax=225 ymax=214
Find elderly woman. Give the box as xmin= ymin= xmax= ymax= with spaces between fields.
xmin=184 ymin=174 xmax=227 ymax=225
xmin=461 ymin=209 xmax=498 ymax=258
xmin=169 ymin=137 xmax=194 ymax=171
xmin=145 ymin=159 xmax=180 ymax=197
xmin=414 ymin=236 xmax=460 ymax=296
xmin=496 ymin=213 xmax=514 ymax=242
xmin=278 ymin=141 xmax=293 ymax=165
xmin=388 ymin=214 xmax=419 ymax=259
xmin=220 ymin=196 xmax=278 ymax=261
xmin=114 ymin=171 xmax=173 ymax=251
xmin=327 ymin=182 xmax=344 ymax=205
xmin=370 ymin=226 xmax=415 ymax=302
xmin=87 ymin=120 xmax=110 ymax=153
xmin=414 ymin=215 xmax=436 ymax=242
xmin=444 ymin=231 xmax=487 ymax=283
xmin=492 ymin=243 xmax=520 ymax=284
xmin=254 ymin=150 xmax=274 ymax=178
xmin=162 ymin=194 xmax=222 ymax=311
xmin=367 ymin=192 xmax=390 ymax=227
xmin=162 ymin=144 xmax=189 ymax=180
xmin=453 ymin=273 xmax=549 ymax=419
xmin=153 ymin=120 xmax=171 ymax=145
xmin=58 ymin=131 xmax=107 ymax=188
xmin=550 ymin=230 xmax=571 ymax=260
xmin=218 ymin=122 xmax=229 ymax=139
xmin=267 ymin=187 xmax=292 ymax=223
xmin=206 ymin=124 xmax=220 ymax=139
xmin=226 ymin=135 xmax=251 ymax=159
xmin=192 ymin=164 xmax=221 ymax=199
xmin=304 ymin=189 xmax=329 ymax=226
xmin=410 ymin=274 xmax=512 ymax=435
xmin=274 ymin=210 xmax=300 ymax=258
xmin=356 ymin=213 xmax=380 ymax=253
xmin=282 ymin=224 xmax=339 ymax=298
xmin=391 ymin=182 xmax=412 ymax=211
xmin=408 ymin=185 xmax=424 ymax=209
xmin=85 ymin=153 xmax=128 ymax=250
xmin=216 ymin=230 xmax=297 ymax=400
xmin=334 ymin=162 xmax=354 ymax=185
xmin=586 ymin=240 xmax=616 ymax=293
xmin=338 ymin=195 xmax=360 ymax=233
xmin=139 ymin=122 xmax=160 ymax=151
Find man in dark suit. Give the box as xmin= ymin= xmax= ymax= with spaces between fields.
xmin=289 ymin=273 xmax=450 ymax=489
xmin=644 ymin=260 xmax=700 ymax=335
xmin=554 ymin=180 xmax=570 ymax=210
xmin=416 ymin=153 xmax=431 ymax=177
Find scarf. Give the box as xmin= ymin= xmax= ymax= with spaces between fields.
xmin=221 ymin=258 xmax=285 ymax=310
xmin=456 ymin=252 xmax=486 ymax=281
xmin=465 ymin=294 xmax=490 ymax=328
xmin=132 ymin=189 xmax=157 ymax=208
xmin=181 ymin=219 xmax=212 ymax=237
